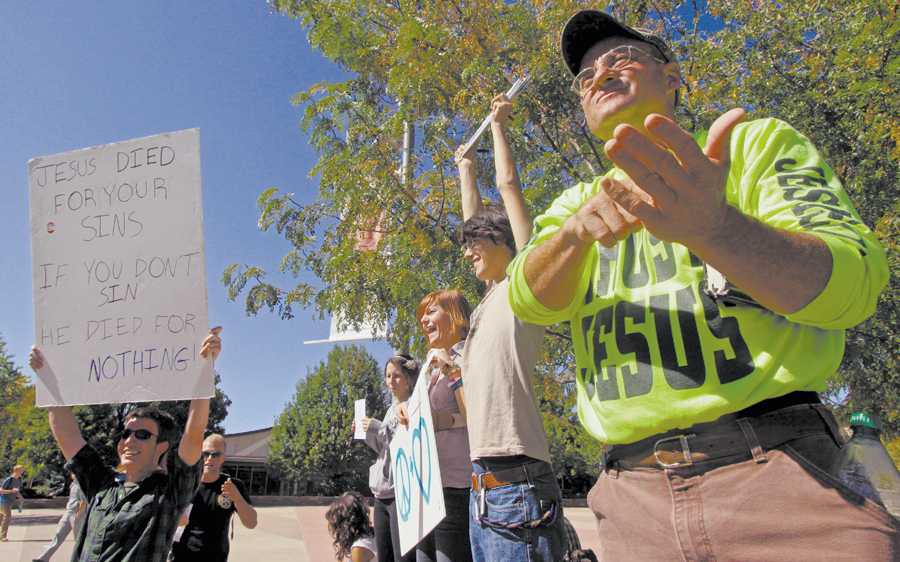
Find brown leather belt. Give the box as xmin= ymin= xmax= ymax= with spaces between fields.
xmin=471 ymin=460 xmax=554 ymax=492
xmin=605 ymin=403 xmax=837 ymax=470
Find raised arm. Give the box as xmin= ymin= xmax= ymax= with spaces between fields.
xmin=178 ymin=327 xmax=220 ymax=465
xmin=30 ymin=347 xmax=86 ymax=460
xmin=489 ymin=94 xmax=531 ymax=250
xmin=456 ymin=144 xmax=483 ymax=221
xmin=47 ymin=406 xmax=88 ymax=461
xmin=362 ymin=417 xmax=384 ymax=453
xmin=522 ymin=189 xmax=640 ymax=311
xmin=178 ymin=398 xmax=210 ymax=466
xmin=222 ymin=478 xmax=257 ymax=529
xmin=602 ymin=111 xmax=856 ymax=316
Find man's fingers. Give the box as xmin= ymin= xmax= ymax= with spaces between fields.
xmin=604 ymin=177 xmax=662 ymax=226
xmin=604 ymin=139 xmax=678 ymax=209
xmin=30 ymin=346 xmax=45 ymax=369
xmin=611 ymin=124 xmax=694 ymax=192
xmin=704 ymin=108 xmax=746 ymax=163
xmin=576 ymin=187 xmax=639 ymax=247
xmin=201 ymin=328 xmax=222 ymax=358
xmin=617 ymin=204 xmax=641 ymax=227
xmin=644 ymin=114 xmax=707 ymax=169
xmin=579 ymin=213 xmax=616 ymax=247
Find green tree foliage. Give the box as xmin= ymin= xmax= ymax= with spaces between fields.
xmin=532 ymin=324 xmax=603 ymax=490
xmin=0 ymin=355 xmax=232 ymax=488
xmin=268 ymin=345 xmax=387 ymax=495
xmin=228 ymin=0 xmax=897 ymax=444
xmin=687 ymin=0 xmax=899 ymax=435
xmin=0 ymin=336 xmax=30 ymax=477
xmin=67 ymin=371 xmax=233 ymax=471
xmin=225 ymin=0 xmax=608 ymax=352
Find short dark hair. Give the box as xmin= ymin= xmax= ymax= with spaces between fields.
xmin=125 ymin=406 xmax=177 ymax=444
xmin=461 ymin=204 xmax=516 ymax=255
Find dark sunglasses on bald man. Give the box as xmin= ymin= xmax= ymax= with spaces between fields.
xmin=118 ymin=428 xmax=156 ymax=441
xmin=202 ymin=451 xmax=223 ymax=459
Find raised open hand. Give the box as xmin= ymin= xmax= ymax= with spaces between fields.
xmin=602 ymin=108 xmax=746 ymax=248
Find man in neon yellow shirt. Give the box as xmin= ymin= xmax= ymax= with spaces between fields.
xmin=507 ymin=10 xmax=896 ymax=560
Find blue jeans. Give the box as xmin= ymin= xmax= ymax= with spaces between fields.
xmin=469 ymin=460 xmax=567 ymax=562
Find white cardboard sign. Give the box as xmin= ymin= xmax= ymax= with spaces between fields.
xmin=389 ymin=350 xmax=446 ymax=555
xmin=354 ymin=398 xmax=367 ymax=440
xmin=28 ymin=128 xmax=213 ymax=406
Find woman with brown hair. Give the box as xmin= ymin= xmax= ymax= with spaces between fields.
xmin=357 ymin=354 xmax=419 ymax=562
xmin=409 ymin=289 xmax=474 ymax=562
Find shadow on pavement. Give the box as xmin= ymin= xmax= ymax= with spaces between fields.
xmin=11 ymin=515 xmax=61 ymax=526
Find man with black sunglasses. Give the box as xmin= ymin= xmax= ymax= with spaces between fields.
xmin=29 ymin=327 xmax=222 ymax=562
xmin=170 ymin=433 xmax=256 ymax=562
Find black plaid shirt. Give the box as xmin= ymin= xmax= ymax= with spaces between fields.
xmin=66 ymin=444 xmax=201 ymax=562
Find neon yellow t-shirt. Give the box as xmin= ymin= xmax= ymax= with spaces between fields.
xmin=507 ymin=118 xmax=888 ymax=445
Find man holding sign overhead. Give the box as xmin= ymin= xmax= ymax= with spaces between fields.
xmin=29 ymin=327 xmax=220 ymax=562
xmin=26 ymin=128 xmax=222 ymax=561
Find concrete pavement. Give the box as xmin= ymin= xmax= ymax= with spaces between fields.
xmin=0 ymin=504 xmax=600 ymax=561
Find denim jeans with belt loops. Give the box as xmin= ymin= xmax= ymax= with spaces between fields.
xmin=469 ymin=460 xmax=567 ymax=562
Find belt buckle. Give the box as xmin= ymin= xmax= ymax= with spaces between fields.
xmin=653 ymin=434 xmax=696 ymax=468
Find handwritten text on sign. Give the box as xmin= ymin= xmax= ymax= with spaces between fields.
xmin=389 ymin=350 xmax=446 ymax=555
xmin=29 ymin=129 xmax=213 ymax=406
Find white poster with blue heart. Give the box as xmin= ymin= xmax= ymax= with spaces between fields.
xmin=389 ymin=348 xmax=446 ymax=555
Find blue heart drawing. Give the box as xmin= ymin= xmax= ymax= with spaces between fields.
xmin=410 ymin=416 xmax=432 ymax=503
xmin=394 ymin=448 xmax=413 ymax=521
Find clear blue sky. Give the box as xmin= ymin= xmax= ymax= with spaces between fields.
xmin=1 ymin=3 xmax=392 ymax=432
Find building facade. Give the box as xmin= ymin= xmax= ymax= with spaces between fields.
xmin=222 ymin=427 xmax=286 ymax=496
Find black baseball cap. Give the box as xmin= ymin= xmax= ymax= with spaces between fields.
xmin=560 ymin=10 xmax=676 ymax=77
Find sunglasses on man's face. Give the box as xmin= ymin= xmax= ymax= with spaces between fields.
xmin=118 ymin=428 xmax=156 ymax=441
xmin=202 ymin=451 xmax=223 ymax=459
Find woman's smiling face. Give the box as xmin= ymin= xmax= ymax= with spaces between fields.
xmin=419 ymin=302 xmax=458 ymax=349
